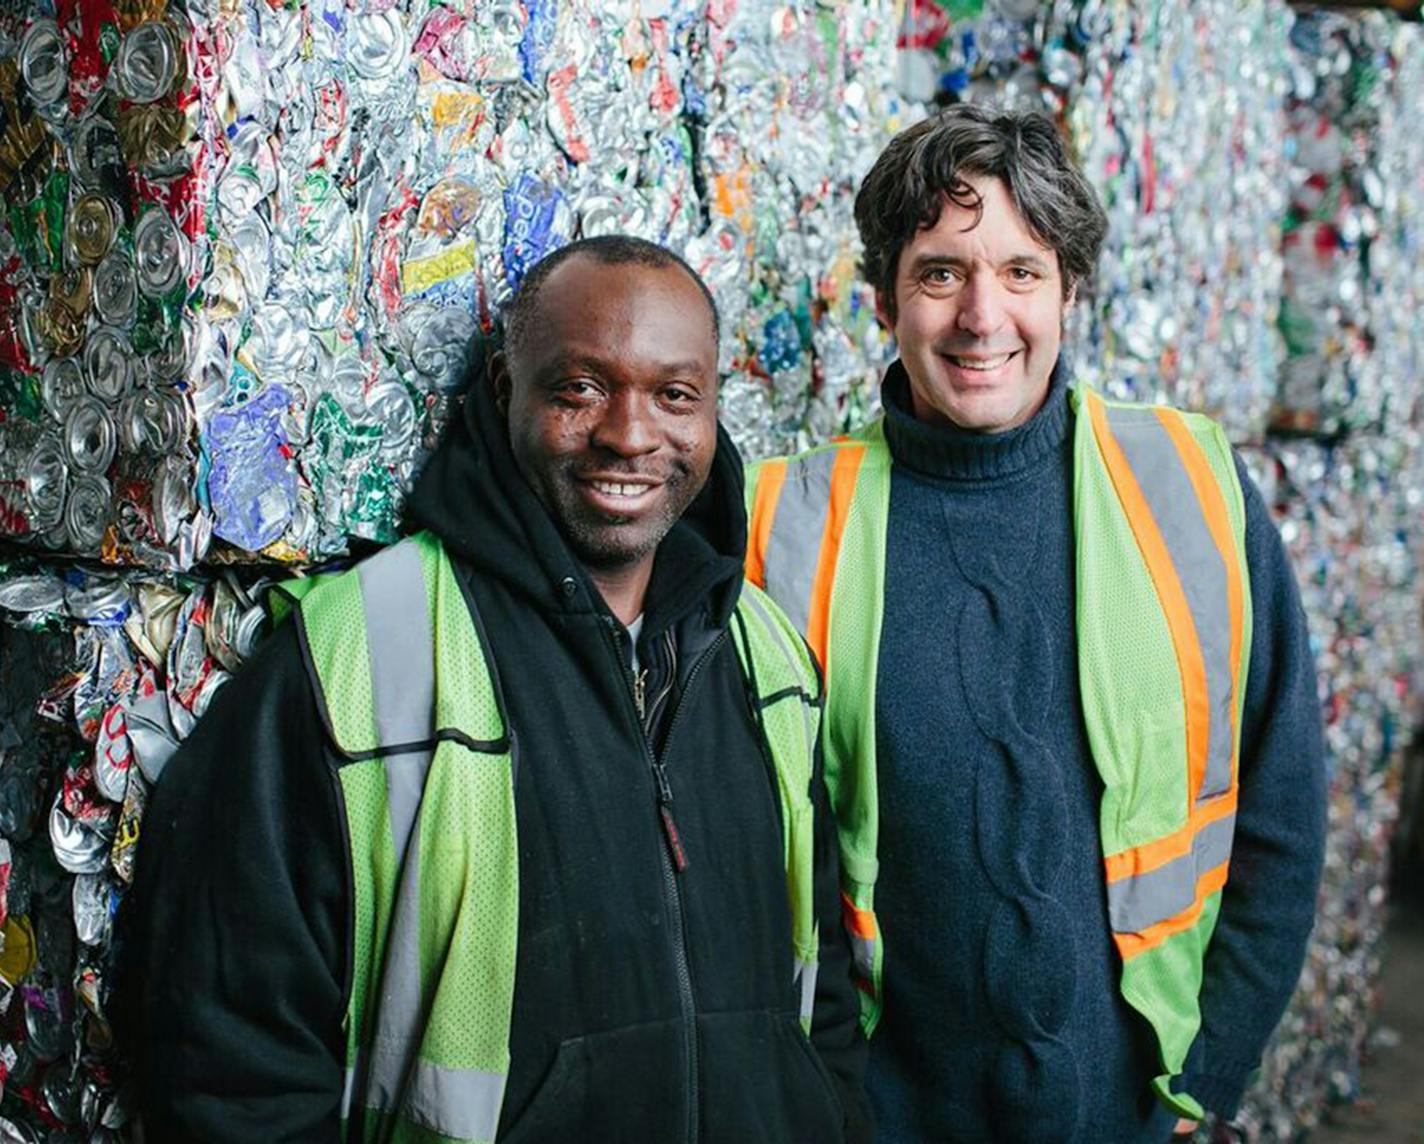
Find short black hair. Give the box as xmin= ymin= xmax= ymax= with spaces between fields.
xmin=501 ymin=235 xmax=721 ymax=362
xmin=855 ymin=104 xmax=1108 ymax=319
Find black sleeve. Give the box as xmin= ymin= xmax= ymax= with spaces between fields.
xmin=115 ymin=620 xmax=349 ymax=1143
xmin=1179 ymin=455 xmax=1328 ymax=1116
xmin=808 ymin=726 xmax=875 ymax=1144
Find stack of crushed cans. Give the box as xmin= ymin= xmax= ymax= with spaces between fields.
xmin=0 ymin=0 xmax=908 ymax=1134
xmin=3 ymin=0 xmax=1424 ymax=1139
xmin=893 ymin=4 xmax=1424 ymax=1140
xmin=0 ymin=0 xmax=905 ymax=572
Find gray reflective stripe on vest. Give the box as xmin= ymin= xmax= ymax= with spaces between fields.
xmin=741 ymin=588 xmax=817 ymax=757
xmin=764 ymin=450 xmax=838 ymax=637
xmin=342 ymin=1051 xmax=505 ymax=1142
xmin=793 ymin=957 xmax=818 ymax=1025
xmin=1105 ymin=811 xmax=1236 ymax=934
xmin=848 ymin=933 xmax=875 ymax=980
xmin=360 ymin=540 xmax=436 ymax=752
xmin=343 ymin=540 xmax=505 ymax=1141
xmin=1104 ymin=405 xmax=1234 ymax=803
xmin=356 ymin=541 xmax=437 ymax=1117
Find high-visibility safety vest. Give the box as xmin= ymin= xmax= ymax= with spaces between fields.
xmin=273 ymin=530 xmax=825 ymax=1144
xmin=743 ymin=386 xmax=1253 ymax=1120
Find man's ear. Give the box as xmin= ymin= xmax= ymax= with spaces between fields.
xmin=1063 ymin=282 xmax=1078 ymax=311
xmin=874 ymin=289 xmax=894 ymax=330
xmin=490 ymin=350 xmax=512 ymax=416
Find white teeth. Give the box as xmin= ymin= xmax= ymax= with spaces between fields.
xmin=948 ymin=353 xmax=1013 ymax=370
xmin=591 ymin=481 xmax=647 ymax=498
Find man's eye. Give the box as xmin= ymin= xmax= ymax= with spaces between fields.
xmin=664 ymin=386 xmax=699 ymax=403
xmin=1007 ymin=266 xmax=1038 ymax=283
xmin=557 ymin=380 xmax=599 ymax=399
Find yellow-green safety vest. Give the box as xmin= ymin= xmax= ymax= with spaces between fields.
xmin=743 ymin=386 xmax=1253 ymax=1120
xmin=274 ymin=529 xmax=825 ymax=1143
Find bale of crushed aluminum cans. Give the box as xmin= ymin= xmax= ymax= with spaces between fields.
xmin=1229 ymin=432 xmax=1424 ymax=1142
xmin=1275 ymin=12 xmax=1424 ymax=438
xmin=0 ymin=560 xmax=271 ymax=1136
xmin=897 ymin=3 xmax=1424 ymax=1141
xmin=0 ymin=0 xmax=904 ymax=571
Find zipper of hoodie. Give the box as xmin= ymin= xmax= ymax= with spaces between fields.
xmin=651 ymin=627 xmax=726 ymax=1144
xmin=603 ymin=618 xmax=721 ymax=1144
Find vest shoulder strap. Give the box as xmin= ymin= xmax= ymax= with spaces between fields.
xmin=732 ymin=580 xmax=822 ymax=1031
xmin=293 ymin=531 xmax=507 ymax=759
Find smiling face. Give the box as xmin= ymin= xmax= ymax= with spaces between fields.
xmin=882 ymin=175 xmax=1073 ymax=434
xmin=493 ymin=253 xmax=719 ymax=575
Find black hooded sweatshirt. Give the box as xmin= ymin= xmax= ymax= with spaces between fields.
xmin=118 ymin=371 xmax=871 ymax=1143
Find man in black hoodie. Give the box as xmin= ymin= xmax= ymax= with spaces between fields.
xmin=120 ymin=236 xmax=870 ymax=1142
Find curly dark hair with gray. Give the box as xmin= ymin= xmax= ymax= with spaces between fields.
xmin=855 ymin=104 xmax=1107 ymax=319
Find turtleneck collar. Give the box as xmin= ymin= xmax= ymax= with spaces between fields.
xmin=880 ymin=356 xmax=1072 ymax=482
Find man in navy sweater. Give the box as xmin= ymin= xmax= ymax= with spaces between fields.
xmin=745 ymin=104 xmax=1326 ymax=1142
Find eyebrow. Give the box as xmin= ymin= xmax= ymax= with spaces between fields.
xmin=904 ymin=252 xmax=1055 ymax=276
xmin=538 ymin=353 xmax=713 ymax=381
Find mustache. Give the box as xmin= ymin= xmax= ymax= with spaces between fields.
xmin=562 ymin=460 xmax=685 ymax=483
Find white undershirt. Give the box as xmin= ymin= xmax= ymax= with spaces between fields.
xmin=625 ymin=613 xmax=645 ymax=673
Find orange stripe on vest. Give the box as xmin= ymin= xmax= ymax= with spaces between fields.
xmin=745 ymin=459 xmax=788 ymax=590
xmin=805 ymin=446 xmax=866 ymax=670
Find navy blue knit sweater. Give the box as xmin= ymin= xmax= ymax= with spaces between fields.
xmin=865 ymin=361 xmax=1327 ymax=1143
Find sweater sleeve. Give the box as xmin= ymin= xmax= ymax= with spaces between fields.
xmin=1178 ymin=454 xmax=1328 ymax=1116
xmin=116 ymin=619 xmax=349 ymax=1143
xmin=808 ymin=727 xmax=876 ymax=1143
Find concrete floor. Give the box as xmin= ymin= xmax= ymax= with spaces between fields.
xmin=1307 ymin=899 xmax=1424 ymax=1143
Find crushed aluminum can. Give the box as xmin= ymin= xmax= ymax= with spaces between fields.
xmin=110 ymin=764 xmax=148 ymax=884
xmin=64 ymin=397 xmax=118 ymax=476
xmin=68 ymin=116 xmax=128 ymax=199
xmin=132 ymin=209 xmax=188 ymax=298
xmin=206 ymin=578 xmax=269 ymax=671
xmin=501 ymin=173 xmax=573 ymax=293
xmin=71 ymin=873 xmax=115 ymax=948
xmin=18 ymin=19 xmax=68 ymax=108
xmin=407 ymin=305 xmax=477 ymax=395
xmin=347 ymin=9 xmax=411 ymax=86
xmin=83 ymin=326 xmax=136 ymax=404
xmin=65 ymin=576 xmax=131 ymax=625
xmin=93 ymin=702 xmax=134 ymax=804
xmin=117 ymin=387 xmax=188 ymax=455
xmin=64 ymin=474 xmax=115 ymax=553
xmin=146 ymin=316 xmax=193 ymax=383
xmin=166 ymin=585 xmax=217 ymax=737
xmin=0 ymin=575 xmax=65 ymax=615
xmin=205 ymin=384 xmax=297 ymax=552
xmin=23 ymin=433 xmax=68 ymax=533
xmin=41 ymin=357 xmax=88 ymax=421
xmin=151 ymin=453 xmax=196 ymax=546
xmin=65 ymin=195 xmax=121 ymax=267
xmin=123 ymin=584 xmax=186 ymax=667
xmin=50 ymin=798 xmax=114 ymax=876
xmin=92 ymin=249 xmax=139 ymax=328
xmin=115 ymin=20 xmax=182 ymax=104
xmin=21 ymin=984 xmax=75 ymax=1063
xmin=126 ymin=668 xmax=177 ymax=785
xmin=367 ymin=380 xmax=418 ymax=455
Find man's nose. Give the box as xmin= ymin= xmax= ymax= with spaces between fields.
xmin=956 ymin=273 xmax=1005 ymax=338
xmin=592 ymin=390 xmax=659 ymax=456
